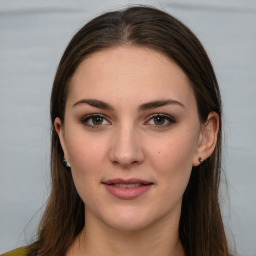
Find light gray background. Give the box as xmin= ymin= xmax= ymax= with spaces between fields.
xmin=0 ymin=0 xmax=255 ymax=255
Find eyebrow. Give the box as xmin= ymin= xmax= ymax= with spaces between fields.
xmin=72 ymin=98 xmax=185 ymax=110
xmin=139 ymin=99 xmax=185 ymax=110
xmin=73 ymin=99 xmax=114 ymax=110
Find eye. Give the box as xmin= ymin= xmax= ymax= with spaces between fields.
xmin=82 ymin=114 xmax=110 ymax=128
xmin=147 ymin=114 xmax=175 ymax=127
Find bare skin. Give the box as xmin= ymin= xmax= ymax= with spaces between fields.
xmin=55 ymin=46 xmax=219 ymax=256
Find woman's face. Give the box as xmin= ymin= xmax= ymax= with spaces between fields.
xmin=56 ymin=46 xmax=211 ymax=232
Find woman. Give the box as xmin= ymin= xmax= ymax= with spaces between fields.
xmin=2 ymin=5 xmax=231 ymax=256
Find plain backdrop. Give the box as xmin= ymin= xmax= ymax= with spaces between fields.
xmin=0 ymin=0 xmax=255 ymax=255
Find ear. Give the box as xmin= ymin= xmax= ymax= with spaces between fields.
xmin=193 ymin=112 xmax=219 ymax=166
xmin=54 ymin=117 xmax=69 ymax=160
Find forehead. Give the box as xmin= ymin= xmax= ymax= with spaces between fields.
xmin=68 ymin=46 xmax=196 ymax=108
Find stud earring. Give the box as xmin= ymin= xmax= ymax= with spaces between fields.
xmin=199 ymin=157 xmax=204 ymax=163
xmin=63 ymin=158 xmax=71 ymax=168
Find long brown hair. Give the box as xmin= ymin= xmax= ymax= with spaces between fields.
xmin=27 ymin=6 xmax=230 ymax=256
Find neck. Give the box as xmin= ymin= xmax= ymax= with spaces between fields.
xmin=67 ymin=210 xmax=185 ymax=256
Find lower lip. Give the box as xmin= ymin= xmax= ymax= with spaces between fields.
xmin=103 ymin=184 xmax=153 ymax=199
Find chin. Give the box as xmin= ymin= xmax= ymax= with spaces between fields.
xmin=105 ymin=217 xmax=152 ymax=232
xmin=98 ymin=206 xmax=159 ymax=232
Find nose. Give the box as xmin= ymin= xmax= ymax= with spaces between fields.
xmin=109 ymin=125 xmax=144 ymax=168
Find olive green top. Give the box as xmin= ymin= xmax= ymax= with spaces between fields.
xmin=0 ymin=247 xmax=27 ymax=256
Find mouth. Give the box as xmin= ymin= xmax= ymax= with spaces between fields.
xmin=102 ymin=178 xmax=153 ymax=200
xmin=111 ymin=183 xmax=143 ymax=188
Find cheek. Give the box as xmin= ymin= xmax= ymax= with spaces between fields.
xmin=149 ymin=132 xmax=197 ymax=171
xmin=66 ymin=129 xmax=107 ymax=167
xmin=147 ymin=130 xmax=198 ymax=192
xmin=65 ymin=136 xmax=108 ymax=206
xmin=64 ymin=131 xmax=108 ymax=191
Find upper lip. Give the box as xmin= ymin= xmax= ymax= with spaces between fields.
xmin=102 ymin=178 xmax=153 ymax=185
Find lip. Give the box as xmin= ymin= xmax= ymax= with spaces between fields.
xmin=102 ymin=178 xmax=153 ymax=200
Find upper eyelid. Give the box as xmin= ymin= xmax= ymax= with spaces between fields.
xmin=146 ymin=113 xmax=175 ymax=120
xmin=82 ymin=113 xmax=108 ymax=120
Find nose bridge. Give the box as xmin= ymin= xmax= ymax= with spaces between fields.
xmin=109 ymin=122 xmax=144 ymax=167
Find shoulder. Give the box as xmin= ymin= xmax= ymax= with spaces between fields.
xmin=0 ymin=247 xmax=27 ymax=256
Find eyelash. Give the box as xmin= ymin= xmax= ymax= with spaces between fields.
xmin=146 ymin=114 xmax=175 ymax=128
xmin=81 ymin=114 xmax=110 ymax=128
xmin=81 ymin=113 xmax=175 ymax=129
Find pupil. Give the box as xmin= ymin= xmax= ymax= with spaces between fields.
xmin=93 ymin=116 xmax=103 ymax=125
xmin=154 ymin=116 xmax=164 ymax=125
